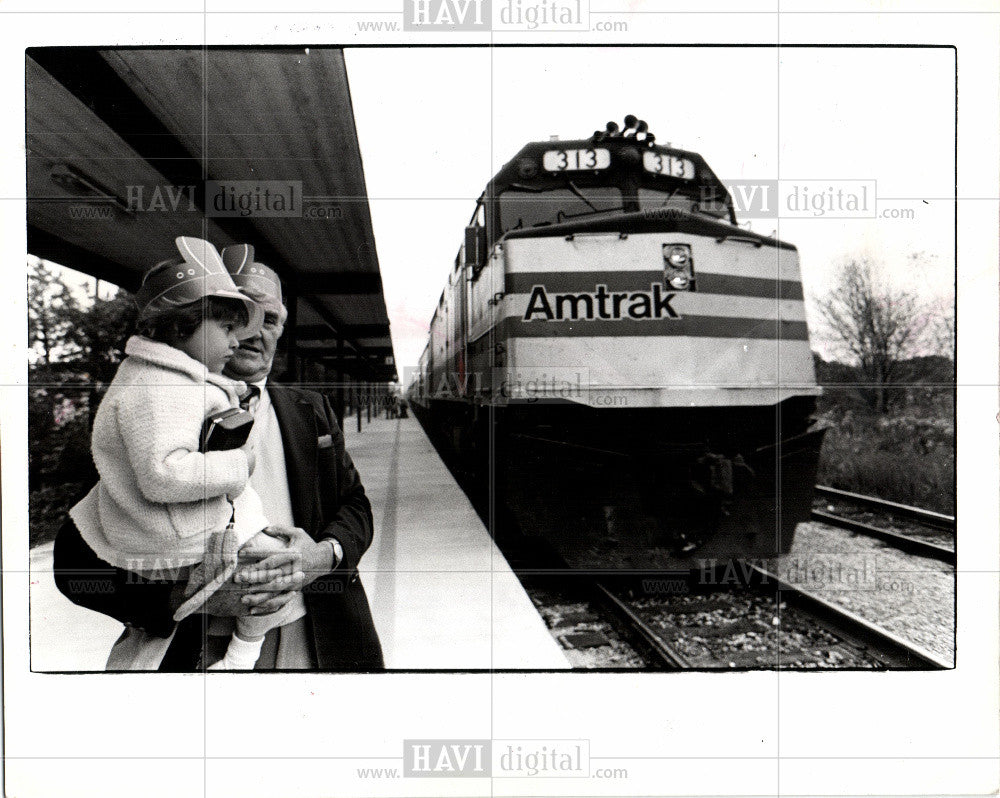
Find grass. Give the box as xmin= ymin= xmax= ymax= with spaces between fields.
xmin=814 ymin=389 xmax=955 ymax=515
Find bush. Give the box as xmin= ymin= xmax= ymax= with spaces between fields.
xmin=29 ymin=482 xmax=89 ymax=548
xmin=815 ymin=388 xmax=954 ymax=514
xmin=28 ymin=266 xmax=133 ymax=549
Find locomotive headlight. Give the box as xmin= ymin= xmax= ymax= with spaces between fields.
xmin=667 ymin=271 xmax=691 ymax=290
xmin=666 ymin=245 xmax=690 ymax=267
xmin=663 ymin=244 xmax=693 ymax=290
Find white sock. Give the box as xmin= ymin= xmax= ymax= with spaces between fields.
xmin=207 ymin=634 xmax=265 ymax=670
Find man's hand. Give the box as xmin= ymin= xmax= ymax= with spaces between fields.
xmin=234 ymin=526 xmax=336 ymax=616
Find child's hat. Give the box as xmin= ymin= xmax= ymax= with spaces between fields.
xmin=220 ymin=244 xmax=284 ymax=312
xmin=135 ymin=237 xmax=264 ymax=337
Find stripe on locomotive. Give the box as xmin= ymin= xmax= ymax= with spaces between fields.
xmin=504 ymin=271 xmax=804 ymax=301
xmin=475 ymin=315 xmax=811 ymax=341
xmin=503 ymin=237 xmax=802 ymax=282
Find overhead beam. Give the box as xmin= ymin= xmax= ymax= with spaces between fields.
xmin=300 ymin=295 xmax=383 ymax=379
xmin=293 ymin=273 xmax=383 ymax=295
xmin=313 ymin=358 xmax=395 ymax=379
xmin=319 ymin=355 xmax=395 ymax=368
xmin=27 ymin=225 xmax=139 ymax=290
xmin=315 ymin=345 xmax=394 ymax=358
xmin=29 ymin=49 xmax=202 ymax=184
xmin=296 ymin=323 xmax=390 ymax=340
xmin=29 ymin=48 xmax=291 ymax=285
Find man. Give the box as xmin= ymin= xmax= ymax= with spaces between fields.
xmin=53 ymin=245 xmax=383 ymax=670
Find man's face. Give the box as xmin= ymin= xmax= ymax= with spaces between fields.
xmin=224 ymin=301 xmax=287 ymax=382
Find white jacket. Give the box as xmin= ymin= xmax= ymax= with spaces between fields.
xmin=71 ymin=336 xmax=267 ymax=575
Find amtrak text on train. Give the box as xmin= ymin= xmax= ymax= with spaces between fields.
xmin=523 ymin=283 xmax=680 ymax=322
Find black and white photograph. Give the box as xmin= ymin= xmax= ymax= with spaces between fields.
xmin=3 ymin=5 xmax=998 ymax=798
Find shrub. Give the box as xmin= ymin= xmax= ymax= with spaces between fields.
xmin=815 ymin=388 xmax=954 ymax=514
xmin=29 ymin=482 xmax=89 ymax=548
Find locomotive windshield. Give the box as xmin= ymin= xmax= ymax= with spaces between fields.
xmin=636 ymin=187 xmax=730 ymax=221
xmin=498 ymin=185 xmax=625 ymax=230
xmin=491 ymin=129 xmax=734 ymax=234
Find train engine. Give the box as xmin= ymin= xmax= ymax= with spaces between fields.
xmin=412 ymin=116 xmax=826 ymax=568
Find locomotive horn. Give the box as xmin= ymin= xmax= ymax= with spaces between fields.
xmin=605 ymin=121 xmax=620 ymax=136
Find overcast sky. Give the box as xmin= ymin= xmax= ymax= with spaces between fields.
xmin=344 ymin=45 xmax=955 ymax=372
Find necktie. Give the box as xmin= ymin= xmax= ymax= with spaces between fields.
xmin=239 ymin=384 xmax=260 ymax=411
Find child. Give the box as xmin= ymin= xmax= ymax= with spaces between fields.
xmin=70 ymin=236 xmax=305 ymax=670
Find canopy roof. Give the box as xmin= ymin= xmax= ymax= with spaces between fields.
xmin=26 ymin=47 xmax=395 ymax=381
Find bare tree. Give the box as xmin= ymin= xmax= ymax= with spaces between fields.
xmin=815 ymin=258 xmax=929 ymax=413
xmin=924 ymin=292 xmax=955 ymax=361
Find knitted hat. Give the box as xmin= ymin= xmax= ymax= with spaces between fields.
xmin=135 ymin=237 xmax=264 ymax=337
xmin=220 ymin=244 xmax=284 ymax=312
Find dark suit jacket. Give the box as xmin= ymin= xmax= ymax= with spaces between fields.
xmin=54 ymin=383 xmax=384 ymax=671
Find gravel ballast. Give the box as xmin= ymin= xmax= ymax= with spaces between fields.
xmin=768 ymin=521 xmax=955 ymax=663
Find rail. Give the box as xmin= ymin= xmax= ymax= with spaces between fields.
xmin=814 ymin=485 xmax=954 ymax=531
xmin=810 ymin=510 xmax=955 ymax=565
xmin=748 ymin=565 xmax=952 ymax=669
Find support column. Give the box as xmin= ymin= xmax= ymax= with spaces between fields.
xmin=335 ymin=338 xmax=346 ymax=427
xmin=356 ymin=381 xmax=363 ymax=433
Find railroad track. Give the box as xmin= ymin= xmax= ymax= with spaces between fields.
xmin=590 ymin=580 xmax=692 ymax=669
xmin=512 ymin=495 xmax=954 ymax=671
xmin=530 ymin=564 xmax=951 ymax=670
xmin=811 ymin=485 xmax=955 ymax=566
xmin=814 ymin=486 xmax=955 ymax=530
xmin=587 ymin=570 xmax=951 ymax=670
xmin=745 ymin=565 xmax=951 ymax=669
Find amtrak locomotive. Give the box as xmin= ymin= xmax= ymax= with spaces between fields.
xmin=411 ymin=117 xmax=826 ymax=567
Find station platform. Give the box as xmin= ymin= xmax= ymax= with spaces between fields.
xmin=28 ymin=413 xmax=569 ymax=671
xmin=30 ymin=541 xmax=124 ymax=671
xmin=344 ymin=414 xmax=570 ymax=669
